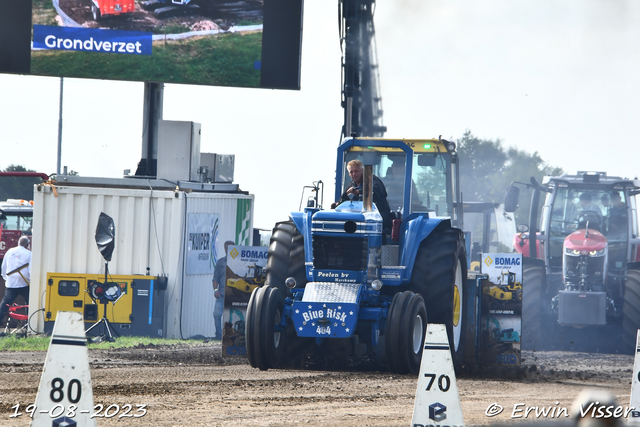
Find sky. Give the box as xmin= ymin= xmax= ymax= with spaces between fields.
xmin=1 ymin=0 xmax=640 ymax=231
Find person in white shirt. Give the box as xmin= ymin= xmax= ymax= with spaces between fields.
xmin=0 ymin=236 xmax=31 ymax=325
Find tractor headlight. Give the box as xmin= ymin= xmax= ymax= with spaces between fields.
xmin=371 ymin=279 xmax=383 ymax=291
xmin=285 ymin=277 xmax=297 ymax=289
xmin=589 ymin=249 xmax=605 ymax=257
xmin=565 ymin=247 xmax=580 ymax=256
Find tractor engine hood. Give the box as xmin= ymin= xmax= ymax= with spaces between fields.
xmin=564 ymin=228 xmax=607 ymax=253
xmin=312 ymin=201 xmax=383 ymax=235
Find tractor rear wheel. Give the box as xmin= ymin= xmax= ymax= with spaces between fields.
xmin=622 ymin=268 xmax=640 ymax=353
xmin=408 ymin=225 xmax=467 ymax=371
xmin=521 ymin=263 xmax=544 ymax=351
xmin=265 ymin=221 xmax=307 ymax=298
xmin=385 ymin=291 xmax=427 ymax=374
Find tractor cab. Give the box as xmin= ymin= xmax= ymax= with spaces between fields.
xmin=334 ymin=137 xmax=462 ymax=241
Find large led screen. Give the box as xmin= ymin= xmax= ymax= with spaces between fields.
xmin=0 ymin=0 xmax=302 ymax=89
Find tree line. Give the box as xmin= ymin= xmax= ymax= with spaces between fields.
xmin=456 ymin=130 xmax=563 ymax=226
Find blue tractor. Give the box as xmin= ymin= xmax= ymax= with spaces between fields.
xmin=245 ymin=137 xmax=475 ymax=374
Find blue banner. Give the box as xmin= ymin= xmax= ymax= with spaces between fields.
xmin=33 ymin=25 xmax=152 ymax=55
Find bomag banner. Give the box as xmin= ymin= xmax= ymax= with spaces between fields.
xmin=480 ymin=253 xmax=523 ymax=367
xmin=222 ymin=245 xmax=267 ymax=358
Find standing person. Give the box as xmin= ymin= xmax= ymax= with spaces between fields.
xmin=0 ymin=236 xmax=31 ymax=326
xmin=212 ymin=240 xmax=234 ymax=341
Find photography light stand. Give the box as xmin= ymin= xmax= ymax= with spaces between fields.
xmin=85 ymin=261 xmax=123 ymax=343
xmin=85 ymin=212 xmax=119 ymax=343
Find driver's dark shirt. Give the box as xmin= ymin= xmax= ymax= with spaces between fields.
xmin=337 ymin=175 xmax=392 ymax=231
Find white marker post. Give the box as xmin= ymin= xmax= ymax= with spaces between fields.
xmin=411 ymin=324 xmax=464 ymax=427
xmin=31 ymin=311 xmax=96 ymax=427
xmin=629 ymin=329 xmax=640 ymax=423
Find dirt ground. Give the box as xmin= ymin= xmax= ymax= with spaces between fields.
xmin=0 ymin=344 xmax=635 ymax=426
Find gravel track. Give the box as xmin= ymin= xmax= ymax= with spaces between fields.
xmin=0 ymin=344 xmax=634 ymax=426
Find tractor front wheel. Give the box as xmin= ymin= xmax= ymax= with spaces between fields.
xmin=385 ymin=291 xmax=427 ymax=374
xmin=246 ymin=286 xmax=285 ymax=370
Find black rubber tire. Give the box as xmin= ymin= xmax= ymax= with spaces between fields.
xmin=265 ymin=221 xmax=307 ymax=298
xmin=259 ymin=287 xmax=285 ymax=369
xmin=408 ymin=224 xmax=467 ymax=371
xmin=622 ymin=268 xmax=640 ymax=354
xmin=521 ymin=263 xmax=544 ymax=351
xmin=385 ymin=292 xmax=411 ymax=374
xmin=401 ymin=292 xmax=427 ymax=374
xmin=385 ymin=291 xmax=427 ymax=375
xmin=245 ymin=286 xmax=269 ymax=370
xmin=289 ymin=233 xmax=307 ymax=286
xmin=245 ymin=287 xmax=260 ymax=368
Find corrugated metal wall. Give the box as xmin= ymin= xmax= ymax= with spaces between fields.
xmin=30 ymin=183 xmax=253 ymax=339
xmin=180 ymin=192 xmax=253 ymax=339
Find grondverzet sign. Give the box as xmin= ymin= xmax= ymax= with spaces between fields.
xmin=0 ymin=1 xmax=302 ymax=90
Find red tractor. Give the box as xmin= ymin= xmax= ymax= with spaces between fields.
xmin=505 ymin=172 xmax=640 ymax=353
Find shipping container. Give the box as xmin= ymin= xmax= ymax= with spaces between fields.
xmin=29 ymin=181 xmax=253 ymax=339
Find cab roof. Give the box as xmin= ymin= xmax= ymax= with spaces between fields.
xmin=543 ymin=171 xmax=640 ymax=190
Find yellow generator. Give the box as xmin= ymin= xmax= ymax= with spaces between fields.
xmin=44 ymin=273 xmax=166 ymax=338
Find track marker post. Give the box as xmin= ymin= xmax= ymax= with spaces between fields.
xmin=629 ymin=329 xmax=640 ymax=423
xmin=31 ymin=311 xmax=96 ymax=427
xmin=411 ymin=324 xmax=464 ymax=427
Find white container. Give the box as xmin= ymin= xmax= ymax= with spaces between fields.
xmin=30 ymin=182 xmax=254 ymax=339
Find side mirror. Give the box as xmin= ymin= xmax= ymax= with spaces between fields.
xmin=504 ymin=185 xmax=520 ymax=213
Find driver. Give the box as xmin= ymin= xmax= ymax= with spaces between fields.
xmin=576 ymin=193 xmax=603 ymax=230
xmin=578 ymin=192 xmax=599 ymax=212
xmin=331 ymin=159 xmax=392 ymax=231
